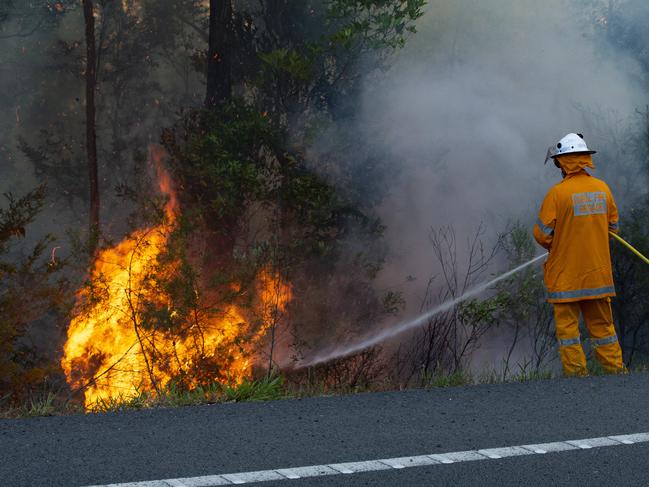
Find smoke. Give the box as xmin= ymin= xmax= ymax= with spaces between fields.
xmin=0 ymin=3 xmax=204 ymax=246
xmin=296 ymin=0 xmax=648 ymax=367
xmin=2 ymin=1 xmax=648 ymax=373
xmin=298 ymin=253 xmax=548 ymax=368
xmin=363 ymin=0 xmax=646 ymax=309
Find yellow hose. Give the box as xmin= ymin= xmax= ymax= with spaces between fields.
xmin=610 ymin=231 xmax=649 ymax=265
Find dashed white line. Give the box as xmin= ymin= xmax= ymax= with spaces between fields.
xmin=275 ymin=469 xmax=301 ymax=480
xmin=428 ymin=454 xmax=454 ymax=464
xmin=84 ymin=432 xmax=649 ymax=487
xmin=165 ymin=480 xmax=189 ymax=487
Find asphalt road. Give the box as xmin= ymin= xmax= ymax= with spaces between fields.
xmin=2 ymin=373 xmax=649 ymax=486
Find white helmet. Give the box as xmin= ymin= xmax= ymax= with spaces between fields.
xmin=544 ymin=133 xmax=596 ymax=164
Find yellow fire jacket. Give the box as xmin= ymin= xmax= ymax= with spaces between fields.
xmin=533 ymin=156 xmax=619 ymax=303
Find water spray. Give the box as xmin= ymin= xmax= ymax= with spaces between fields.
xmin=298 ymin=252 xmax=548 ymax=368
xmin=296 ymin=232 xmax=647 ymax=369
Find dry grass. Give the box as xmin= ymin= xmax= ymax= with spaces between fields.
xmin=2 ymin=364 xmax=645 ymax=419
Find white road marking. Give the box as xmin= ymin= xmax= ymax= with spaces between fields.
xmin=171 ymin=475 xmax=230 ymax=486
xmin=521 ymin=441 xmax=577 ymax=453
xmin=165 ymin=480 xmax=189 ymax=487
xmin=443 ymin=450 xmax=487 ymax=462
xmin=614 ymin=438 xmax=635 ymax=444
xmin=567 ymin=441 xmax=593 ymax=450
xmin=275 ymin=469 xmax=301 ymax=480
xmin=379 ymin=456 xmax=438 ymax=468
xmin=478 ymin=450 xmax=502 ymax=459
xmin=428 ymin=454 xmax=454 ymax=464
xmin=84 ymin=432 xmax=649 ymax=487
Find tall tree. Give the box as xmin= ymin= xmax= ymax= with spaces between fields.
xmin=164 ymin=0 xmax=425 ymax=374
xmin=83 ymin=0 xmax=99 ymax=252
xmin=205 ymin=0 xmax=232 ymax=108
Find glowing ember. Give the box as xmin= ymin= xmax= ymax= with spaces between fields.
xmin=61 ymin=145 xmax=290 ymax=409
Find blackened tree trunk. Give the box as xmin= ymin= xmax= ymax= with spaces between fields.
xmin=83 ymin=0 xmax=100 ymax=252
xmin=205 ymin=0 xmax=232 ymax=108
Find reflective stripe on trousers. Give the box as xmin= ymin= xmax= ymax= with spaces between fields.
xmin=592 ymin=335 xmax=619 ymax=347
xmin=558 ymin=336 xmax=581 ymax=347
xmin=552 ymin=298 xmax=624 ymax=375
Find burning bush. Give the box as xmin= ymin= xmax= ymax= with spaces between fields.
xmin=61 ymin=146 xmax=291 ymax=408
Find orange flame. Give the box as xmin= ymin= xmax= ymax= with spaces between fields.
xmin=61 ymin=145 xmax=290 ymax=409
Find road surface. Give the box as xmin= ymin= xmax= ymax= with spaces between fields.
xmin=1 ymin=373 xmax=649 ymax=486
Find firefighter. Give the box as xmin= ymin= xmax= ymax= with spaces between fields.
xmin=533 ymin=133 xmax=625 ymax=376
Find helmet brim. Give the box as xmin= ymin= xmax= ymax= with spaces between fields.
xmin=553 ymin=150 xmax=597 ymax=158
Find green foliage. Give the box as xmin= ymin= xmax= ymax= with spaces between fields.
xmin=23 ymin=392 xmax=58 ymax=417
xmin=509 ymin=361 xmax=555 ymax=382
xmin=458 ymin=295 xmax=508 ymax=325
xmin=222 ymin=0 xmax=428 ymax=131
xmin=221 ymin=375 xmax=287 ymax=402
xmin=611 ymin=205 xmax=649 ymax=365
xmin=583 ymin=358 xmax=628 ymax=377
xmin=88 ymin=390 xmax=151 ymax=413
xmin=0 ymin=392 xmax=69 ymax=419
xmin=86 ymin=376 xmax=289 ymax=413
xmin=0 ymin=186 xmax=47 ymax=249
xmin=381 ymin=290 xmax=405 ymax=314
xmin=0 ymin=187 xmax=68 ymax=405
xmin=424 ymin=363 xmax=556 ymax=388
xmin=164 ymin=100 xmax=372 ymax=264
xmin=251 ymin=0 xmax=425 ymax=118
xmin=495 ymin=220 xmax=555 ymax=374
xmin=327 ymin=0 xmax=426 ymax=49
xmin=475 ymin=365 xmax=556 ymax=384
xmin=290 ymin=348 xmax=386 ymax=394
xmin=259 ymin=49 xmax=314 ymax=81
xmin=169 ymin=104 xmax=273 ymax=224
xmin=4 ymin=0 xmax=427 ymax=411
xmin=423 ymin=369 xmax=472 ymax=388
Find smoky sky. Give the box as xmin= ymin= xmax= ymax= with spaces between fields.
xmin=288 ymin=0 xmax=649 ymax=368
xmin=360 ymin=0 xmax=647 ymax=315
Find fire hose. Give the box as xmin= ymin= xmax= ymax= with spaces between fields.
xmin=610 ymin=231 xmax=649 ymax=265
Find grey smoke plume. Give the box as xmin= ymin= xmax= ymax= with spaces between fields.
xmin=298 ymin=252 xmax=548 ymax=368
xmin=369 ymin=0 xmax=645 ymax=302
xmin=299 ymin=0 xmax=648 ymax=364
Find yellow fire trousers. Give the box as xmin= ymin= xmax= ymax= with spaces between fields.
xmin=553 ymin=298 xmax=624 ymax=376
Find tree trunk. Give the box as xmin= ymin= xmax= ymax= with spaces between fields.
xmin=83 ymin=0 xmax=100 ymax=252
xmin=205 ymin=0 xmax=232 ymax=108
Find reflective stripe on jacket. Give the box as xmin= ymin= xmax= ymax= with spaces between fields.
xmin=533 ymin=163 xmax=618 ymax=303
